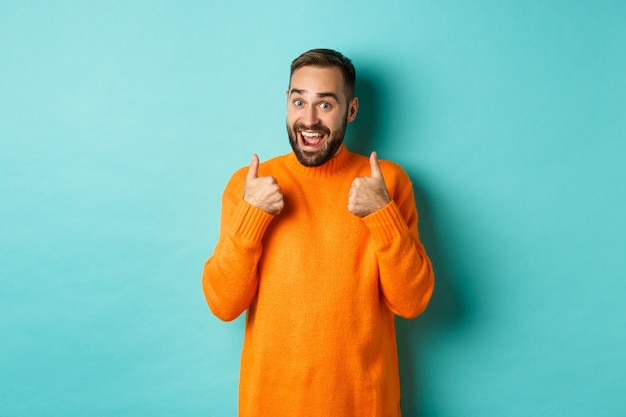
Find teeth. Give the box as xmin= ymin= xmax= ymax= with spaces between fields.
xmin=301 ymin=131 xmax=323 ymax=137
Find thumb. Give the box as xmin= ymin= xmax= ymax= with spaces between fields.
xmin=369 ymin=151 xmax=383 ymax=179
xmin=247 ymin=154 xmax=259 ymax=180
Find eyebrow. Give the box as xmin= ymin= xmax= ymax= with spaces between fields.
xmin=289 ymin=88 xmax=340 ymax=102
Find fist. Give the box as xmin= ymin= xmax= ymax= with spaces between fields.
xmin=348 ymin=152 xmax=390 ymax=217
xmin=243 ymin=154 xmax=284 ymax=215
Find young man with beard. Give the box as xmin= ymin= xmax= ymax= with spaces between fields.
xmin=202 ymin=48 xmax=434 ymax=417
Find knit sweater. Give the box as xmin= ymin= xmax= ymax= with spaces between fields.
xmin=202 ymin=145 xmax=434 ymax=417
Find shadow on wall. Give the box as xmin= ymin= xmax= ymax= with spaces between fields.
xmin=396 ymin=175 xmax=472 ymax=417
xmin=346 ymin=75 xmax=380 ymax=156
xmin=350 ymin=70 xmax=473 ymax=417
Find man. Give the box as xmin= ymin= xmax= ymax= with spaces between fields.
xmin=202 ymin=48 xmax=434 ymax=417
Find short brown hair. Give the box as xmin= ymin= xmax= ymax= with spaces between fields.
xmin=289 ymin=48 xmax=356 ymax=99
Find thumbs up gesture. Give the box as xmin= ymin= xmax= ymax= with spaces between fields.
xmin=348 ymin=152 xmax=391 ymax=217
xmin=243 ymin=154 xmax=284 ymax=215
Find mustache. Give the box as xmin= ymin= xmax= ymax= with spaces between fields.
xmin=293 ymin=123 xmax=331 ymax=135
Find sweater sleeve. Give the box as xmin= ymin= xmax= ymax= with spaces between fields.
xmin=361 ymin=164 xmax=435 ymax=319
xmin=202 ymin=169 xmax=275 ymax=321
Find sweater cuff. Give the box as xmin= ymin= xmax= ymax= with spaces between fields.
xmin=229 ymin=199 xmax=275 ymax=243
xmin=361 ymin=201 xmax=409 ymax=244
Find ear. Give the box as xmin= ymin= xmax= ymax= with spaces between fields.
xmin=347 ymin=97 xmax=359 ymax=123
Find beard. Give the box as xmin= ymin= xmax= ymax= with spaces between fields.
xmin=287 ymin=114 xmax=348 ymax=168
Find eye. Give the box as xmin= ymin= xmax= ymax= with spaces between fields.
xmin=319 ymin=102 xmax=331 ymax=110
xmin=293 ymin=100 xmax=304 ymax=107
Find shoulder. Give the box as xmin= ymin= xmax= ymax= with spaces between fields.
xmin=375 ymin=156 xmax=414 ymax=199
xmin=372 ymin=154 xmax=411 ymax=184
xmin=379 ymin=158 xmax=408 ymax=176
xmin=227 ymin=153 xmax=289 ymax=185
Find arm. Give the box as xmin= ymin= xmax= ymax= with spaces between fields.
xmin=202 ymin=156 xmax=282 ymax=321
xmin=362 ymin=181 xmax=434 ymax=319
xmin=349 ymin=153 xmax=434 ymax=318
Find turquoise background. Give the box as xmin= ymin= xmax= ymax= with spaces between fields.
xmin=1 ymin=1 xmax=625 ymax=416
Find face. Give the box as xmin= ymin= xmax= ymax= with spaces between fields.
xmin=286 ymin=66 xmax=358 ymax=167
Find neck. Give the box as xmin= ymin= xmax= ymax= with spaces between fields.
xmin=286 ymin=144 xmax=352 ymax=178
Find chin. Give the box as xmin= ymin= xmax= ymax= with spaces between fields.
xmin=287 ymin=124 xmax=345 ymax=167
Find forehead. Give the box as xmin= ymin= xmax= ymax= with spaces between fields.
xmin=289 ymin=66 xmax=346 ymax=98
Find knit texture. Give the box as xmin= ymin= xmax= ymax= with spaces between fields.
xmin=202 ymin=146 xmax=434 ymax=417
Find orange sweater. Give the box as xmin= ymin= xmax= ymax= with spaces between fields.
xmin=202 ymin=146 xmax=434 ymax=417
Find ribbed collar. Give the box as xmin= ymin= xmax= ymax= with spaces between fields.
xmin=284 ymin=144 xmax=354 ymax=178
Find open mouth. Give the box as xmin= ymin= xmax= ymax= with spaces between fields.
xmin=299 ymin=130 xmax=329 ymax=150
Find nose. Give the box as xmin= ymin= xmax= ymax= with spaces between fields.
xmin=302 ymin=105 xmax=319 ymax=126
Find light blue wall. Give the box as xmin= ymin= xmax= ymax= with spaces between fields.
xmin=1 ymin=1 xmax=624 ymax=416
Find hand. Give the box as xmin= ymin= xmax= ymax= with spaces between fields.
xmin=243 ymin=154 xmax=284 ymax=215
xmin=348 ymin=151 xmax=391 ymax=217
